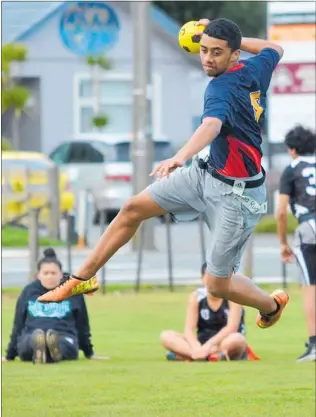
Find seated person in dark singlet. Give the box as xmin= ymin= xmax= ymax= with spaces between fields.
xmin=160 ymin=263 xmax=259 ymax=361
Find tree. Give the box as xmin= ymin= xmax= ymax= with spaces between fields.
xmin=86 ymin=55 xmax=112 ymax=132
xmin=1 ymin=137 xmax=13 ymax=151
xmin=154 ymin=1 xmax=267 ymax=38
xmin=1 ymin=43 xmax=31 ymax=149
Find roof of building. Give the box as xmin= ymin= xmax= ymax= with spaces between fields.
xmin=2 ymin=1 xmax=181 ymax=44
xmin=2 ymin=2 xmax=252 ymax=57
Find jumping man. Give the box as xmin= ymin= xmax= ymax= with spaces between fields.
xmin=39 ymin=18 xmax=289 ymax=330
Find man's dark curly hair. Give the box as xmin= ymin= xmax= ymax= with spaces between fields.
xmin=285 ymin=125 xmax=316 ymax=155
xmin=203 ymin=18 xmax=242 ymax=51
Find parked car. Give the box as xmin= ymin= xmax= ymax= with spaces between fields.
xmin=1 ymin=151 xmax=75 ymax=224
xmin=49 ymin=139 xmax=175 ymax=222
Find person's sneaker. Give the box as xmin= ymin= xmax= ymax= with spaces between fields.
xmin=71 ymin=276 xmax=99 ymax=296
xmin=256 ymin=289 xmax=289 ymax=329
xmin=208 ymin=352 xmax=227 ymax=362
xmin=31 ymin=329 xmax=46 ymax=364
xmin=46 ymin=330 xmax=62 ymax=362
xmin=296 ymin=343 xmax=316 ymax=363
xmin=37 ymin=275 xmax=99 ymax=303
xmin=166 ymin=351 xmax=177 ymax=360
xmin=165 ymin=351 xmax=191 ymax=361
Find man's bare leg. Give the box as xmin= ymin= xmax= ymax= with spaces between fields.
xmin=76 ymin=191 xmax=166 ymax=277
xmin=38 ymin=191 xmax=166 ymax=302
xmin=205 ymin=272 xmax=277 ymax=313
xmin=204 ymin=271 xmax=289 ymax=328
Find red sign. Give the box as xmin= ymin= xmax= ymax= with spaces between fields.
xmin=271 ymin=63 xmax=316 ymax=94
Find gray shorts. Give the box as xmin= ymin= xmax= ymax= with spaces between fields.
xmin=293 ymin=219 xmax=316 ymax=286
xmin=146 ymin=158 xmax=267 ymax=277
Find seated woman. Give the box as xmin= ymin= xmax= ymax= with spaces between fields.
xmin=3 ymin=248 xmax=106 ymax=364
xmin=160 ymin=263 xmax=259 ymax=361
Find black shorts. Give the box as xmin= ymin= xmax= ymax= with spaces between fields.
xmin=17 ymin=330 xmax=79 ymax=362
xmin=294 ymin=244 xmax=316 ymax=286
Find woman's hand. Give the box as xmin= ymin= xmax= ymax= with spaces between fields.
xmin=90 ymin=354 xmax=110 ymax=360
xmin=191 ymin=345 xmax=211 ymax=360
xmin=191 ymin=343 xmax=219 ymax=360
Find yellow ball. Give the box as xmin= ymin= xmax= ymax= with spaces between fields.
xmin=178 ymin=21 xmax=205 ymax=54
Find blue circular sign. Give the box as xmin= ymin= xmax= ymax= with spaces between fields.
xmin=59 ymin=2 xmax=120 ymax=56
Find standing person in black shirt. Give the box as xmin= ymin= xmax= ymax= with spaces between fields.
xmin=160 ymin=264 xmax=259 ymax=361
xmin=277 ymin=125 xmax=316 ymax=362
xmin=2 ymin=248 xmax=107 ymax=364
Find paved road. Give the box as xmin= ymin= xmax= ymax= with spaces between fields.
xmin=2 ymin=222 xmax=297 ymax=287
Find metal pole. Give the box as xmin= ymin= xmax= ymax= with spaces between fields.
xmin=28 ymin=208 xmax=39 ymax=281
xmin=165 ymin=214 xmax=174 ymax=292
xmin=47 ymin=164 xmax=60 ymax=239
xmin=282 ymin=262 xmax=287 ymax=289
xmin=135 ymin=222 xmax=145 ymax=292
xmin=66 ymin=211 xmax=72 ymax=273
xmin=265 ymin=3 xmax=274 ymax=215
xmin=22 ymin=166 xmax=30 ymax=226
xmin=12 ymin=110 xmax=21 ymax=150
xmin=131 ymin=1 xmax=155 ymax=251
xmin=100 ymin=209 xmax=107 ymax=294
xmin=77 ymin=189 xmax=88 ymax=248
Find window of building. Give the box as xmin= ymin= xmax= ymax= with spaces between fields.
xmin=73 ymin=73 xmax=163 ymax=140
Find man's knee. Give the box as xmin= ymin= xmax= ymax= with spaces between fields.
xmin=121 ymin=192 xmax=166 ymax=222
xmin=120 ymin=196 xmax=144 ymax=221
xmin=204 ymin=271 xmax=230 ymax=298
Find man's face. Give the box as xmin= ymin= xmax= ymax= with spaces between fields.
xmin=200 ymin=34 xmax=240 ymax=77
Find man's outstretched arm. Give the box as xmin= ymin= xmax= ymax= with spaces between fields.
xmin=175 ymin=117 xmax=222 ymax=162
xmin=151 ymin=117 xmax=222 ymax=180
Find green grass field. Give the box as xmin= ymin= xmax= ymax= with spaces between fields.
xmin=2 ymin=285 xmax=315 ymax=417
xmin=2 ymin=226 xmax=63 ymax=247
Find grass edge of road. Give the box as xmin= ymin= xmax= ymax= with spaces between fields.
xmin=2 ymin=215 xmax=297 ymax=248
xmin=2 ymin=225 xmax=64 ymax=248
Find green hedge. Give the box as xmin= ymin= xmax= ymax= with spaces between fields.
xmin=255 ymin=214 xmax=297 ymax=234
